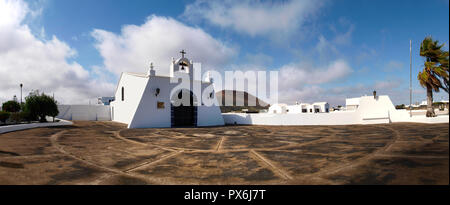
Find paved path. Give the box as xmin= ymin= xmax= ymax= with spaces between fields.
xmin=0 ymin=121 xmax=448 ymax=184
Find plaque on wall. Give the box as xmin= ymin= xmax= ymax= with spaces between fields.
xmin=157 ymin=102 xmax=165 ymax=109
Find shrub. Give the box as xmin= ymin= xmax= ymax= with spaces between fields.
xmin=19 ymin=111 xmax=34 ymax=122
xmin=9 ymin=112 xmax=22 ymax=123
xmin=2 ymin=101 xmax=21 ymax=112
xmin=0 ymin=111 xmax=10 ymax=124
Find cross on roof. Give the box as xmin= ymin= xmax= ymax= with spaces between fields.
xmin=180 ymin=49 xmax=186 ymax=58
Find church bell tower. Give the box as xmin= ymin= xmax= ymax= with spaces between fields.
xmin=170 ymin=49 xmax=194 ymax=79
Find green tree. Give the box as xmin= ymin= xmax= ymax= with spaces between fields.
xmin=24 ymin=92 xmax=59 ymax=122
xmin=418 ymin=36 xmax=448 ymax=117
xmin=2 ymin=100 xmax=21 ymax=112
xmin=395 ymin=104 xmax=406 ymax=109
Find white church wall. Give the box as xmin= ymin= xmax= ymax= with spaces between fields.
xmin=196 ymin=82 xmax=224 ymax=126
xmin=197 ymin=105 xmax=224 ymax=126
xmin=128 ymin=76 xmax=172 ymax=128
xmin=197 ymin=92 xmax=224 ymax=127
xmin=56 ymin=105 xmax=111 ymax=121
xmin=110 ymin=73 xmax=148 ymax=125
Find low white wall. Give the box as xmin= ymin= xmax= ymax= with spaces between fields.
xmin=57 ymin=105 xmax=111 ymax=121
xmin=223 ymin=111 xmax=361 ymax=126
xmin=0 ymin=119 xmax=73 ymax=134
xmin=390 ymin=109 xmax=449 ymax=123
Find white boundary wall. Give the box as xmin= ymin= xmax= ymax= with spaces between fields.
xmin=223 ymin=95 xmax=449 ymax=125
xmin=57 ymin=105 xmax=111 ymax=121
xmin=0 ymin=119 xmax=73 ymax=134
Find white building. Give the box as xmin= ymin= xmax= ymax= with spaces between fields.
xmin=110 ymin=51 xmax=224 ymax=128
xmin=268 ymin=102 xmax=330 ymax=114
xmin=345 ymin=97 xmax=360 ymax=110
xmin=98 ymin=97 xmax=115 ymax=105
xmin=419 ymin=100 xmax=428 ymax=106
xmin=268 ymin=103 xmax=288 ymax=114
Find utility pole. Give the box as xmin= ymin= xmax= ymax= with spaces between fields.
xmin=20 ymin=83 xmax=23 ymax=105
xmin=410 ymin=39 xmax=412 ymax=117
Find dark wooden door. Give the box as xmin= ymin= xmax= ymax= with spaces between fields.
xmin=172 ymin=105 xmax=195 ymax=126
xmin=171 ymin=90 xmax=197 ymax=127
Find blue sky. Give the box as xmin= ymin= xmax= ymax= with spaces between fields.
xmin=1 ymin=0 xmax=449 ymax=105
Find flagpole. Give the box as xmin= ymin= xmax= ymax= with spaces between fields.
xmin=410 ymin=39 xmax=412 ymax=117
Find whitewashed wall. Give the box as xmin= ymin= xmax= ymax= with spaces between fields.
xmin=128 ymin=76 xmax=172 ymax=128
xmin=197 ymin=104 xmax=224 ymax=126
xmin=110 ymin=73 xmax=149 ymax=125
xmin=0 ymin=120 xmax=73 ymax=134
xmin=57 ymin=105 xmax=111 ymax=121
xmin=223 ymin=111 xmax=361 ymax=126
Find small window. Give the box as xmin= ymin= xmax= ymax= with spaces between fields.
xmin=121 ymin=87 xmax=124 ymax=101
xmin=302 ymin=109 xmax=307 ymax=113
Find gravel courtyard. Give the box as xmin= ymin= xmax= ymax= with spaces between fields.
xmin=0 ymin=121 xmax=448 ymax=185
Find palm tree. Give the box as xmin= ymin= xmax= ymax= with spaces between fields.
xmin=438 ymin=50 xmax=449 ymax=93
xmin=417 ymin=36 xmax=447 ymax=117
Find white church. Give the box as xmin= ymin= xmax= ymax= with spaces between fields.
xmin=109 ymin=50 xmax=224 ymax=128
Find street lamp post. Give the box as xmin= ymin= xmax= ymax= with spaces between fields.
xmin=20 ymin=83 xmax=23 ymax=105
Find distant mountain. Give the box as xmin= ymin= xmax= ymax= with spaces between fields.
xmin=215 ymin=90 xmax=270 ymax=113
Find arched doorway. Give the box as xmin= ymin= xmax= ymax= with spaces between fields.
xmin=171 ymin=89 xmax=197 ymax=127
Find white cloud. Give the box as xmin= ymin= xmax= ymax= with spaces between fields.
xmin=315 ymin=18 xmax=355 ymax=60
xmin=374 ymin=80 xmax=401 ymax=90
xmin=315 ymin=35 xmax=339 ymax=59
xmin=0 ymin=0 xmax=28 ymax=27
xmin=324 ymin=79 xmax=410 ymax=106
xmin=92 ymin=15 xmax=237 ymax=76
xmin=244 ymin=53 xmax=273 ymax=66
xmin=272 ymin=59 xmax=353 ymax=104
xmin=331 ymin=17 xmax=355 ymax=46
xmin=278 ymin=85 xmax=325 ymax=104
xmin=0 ymin=0 xmax=114 ymax=104
xmin=279 ymin=59 xmax=353 ymax=89
xmin=183 ymin=0 xmax=323 ymax=37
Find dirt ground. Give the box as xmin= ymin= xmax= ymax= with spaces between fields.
xmin=0 ymin=121 xmax=448 ymax=185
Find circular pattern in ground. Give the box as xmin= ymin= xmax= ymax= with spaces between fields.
xmin=0 ymin=121 xmax=448 ymax=185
